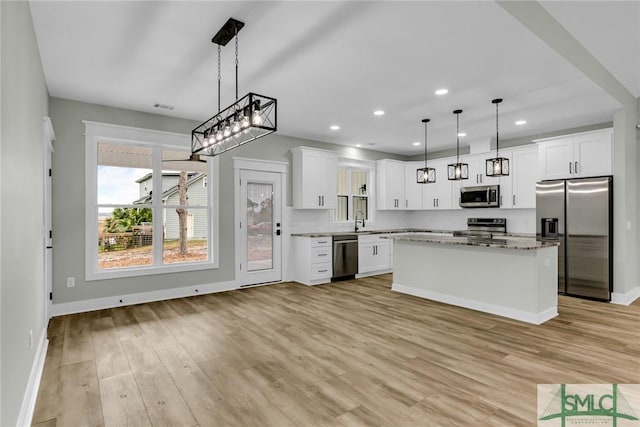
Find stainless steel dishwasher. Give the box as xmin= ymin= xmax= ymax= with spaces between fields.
xmin=332 ymin=234 xmax=359 ymax=279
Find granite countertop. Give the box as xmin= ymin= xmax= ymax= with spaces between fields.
xmin=384 ymin=234 xmax=560 ymax=250
xmin=290 ymin=229 xmax=453 ymax=237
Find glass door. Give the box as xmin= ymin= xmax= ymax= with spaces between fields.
xmin=238 ymin=170 xmax=282 ymax=285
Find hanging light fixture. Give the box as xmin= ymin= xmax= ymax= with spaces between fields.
xmin=486 ymin=98 xmax=509 ymax=177
xmin=447 ymin=109 xmax=469 ymax=180
xmin=191 ymin=18 xmax=277 ymax=157
xmin=417 ymin=119 xmax=436 ymax=184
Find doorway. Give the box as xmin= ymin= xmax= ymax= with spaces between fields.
xmin=234 ymin=160 xmax=285 ymax=286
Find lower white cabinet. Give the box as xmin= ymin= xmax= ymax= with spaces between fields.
xmin=292 ymin=236 xmax=332 ymax=285
xmin=358 ymin=234 xmax=392 ymax=276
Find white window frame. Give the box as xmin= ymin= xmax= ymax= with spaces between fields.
xmin=334 ymin=158 xmax=376 ymax=224
xmin=84 ymin=121 xmax=219 ymax=281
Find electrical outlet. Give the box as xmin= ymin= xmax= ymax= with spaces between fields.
xmin=29 ymin=330 xmax=33 ymax=350
xmin=66 ymin=277 xmax=75 ymax=287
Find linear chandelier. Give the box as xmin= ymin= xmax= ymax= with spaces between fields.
xmin=192 ymin=18 xmax=277 ymax=157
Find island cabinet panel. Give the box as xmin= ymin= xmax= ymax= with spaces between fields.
xmin=391 ymin=238 xmax=558 ymax=324
xmin=292 ymin=147 xmax=338 ymax=209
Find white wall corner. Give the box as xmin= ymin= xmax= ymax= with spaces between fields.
xmin=16 ymin=328 xmax=48 ymax=427
xmin=611 ymin=286 xmax=640 ymax=305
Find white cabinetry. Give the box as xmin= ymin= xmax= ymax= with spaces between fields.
xmin=358 ymin=234 xmax=392 ymax=276
xmin=292 ymin=147 xmax=337 ymax=209
xmin=509 ymin=146 xmax=538 ymax=208
xmin=537 ymin=129 xmax=612 ymax=180
xmin=376 ymin=159 xmax=405 ymax=209
xmin=421 ymin=159 xmax=453 ymax=210
xmin=404 ymin=161 xmax=423 ymax=209
xmin=292 ymin=236 xmax=332 ymax=285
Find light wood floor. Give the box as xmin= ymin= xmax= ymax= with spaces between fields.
xmin=33 ymin=274 xmax=640 ymax=426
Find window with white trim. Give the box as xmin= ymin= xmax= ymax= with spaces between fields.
xmin=85 ymin=121 xmax=219 ymax=280
xmin=334 ymin=166 xmax=370 ymax=222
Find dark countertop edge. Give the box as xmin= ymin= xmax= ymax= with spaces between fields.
xmin=290 ymin=229 xmax=432 ymax=237
xmin=290 ymin=229 xmax=536 ymax=238
xmin=387 ymin=235 xmax=560 ymax=250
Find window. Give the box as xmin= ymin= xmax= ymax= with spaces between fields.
xmin=334 ymin=166 xmax=370 ymax=222
xmin=85 ymin=121 xmax=219 ymax=280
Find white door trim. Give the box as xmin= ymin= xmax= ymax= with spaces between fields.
xmin=233 ymin=158 xmax=287 ymax=286
xmin=43 ymin=117 xmax=55 ymax=320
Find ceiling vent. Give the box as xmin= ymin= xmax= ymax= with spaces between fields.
xmin=153 ymin=103 xmax=174 ymax=111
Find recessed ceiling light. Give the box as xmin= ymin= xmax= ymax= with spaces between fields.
xmin=373 ymin=110 xmax=385 ymax=116
xmin=435 ymin=89 xmax=448 ymax=96
xmin=458 ymin=132 xmax=467 ymax=137
xmin=356 ymin=144 xmax=362 ymax=147
xmin=330 ymin=125 xmax=340 ymax=130
xmin=412 ymin=142 xmax=421 ymax=146
xmin=515 ymin=120 xmax=527 ymax=125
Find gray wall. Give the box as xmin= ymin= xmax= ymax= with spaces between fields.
xmin=49 ymin=98 xmax=406 ymax=305
xmin=1 ymin=2 xmax=50 ymax=425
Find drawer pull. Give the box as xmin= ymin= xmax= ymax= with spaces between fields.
xmin=318 ymin=253 xmax=327 ymax=257
xmin=318 ymin=269 xmax=328 ymax=273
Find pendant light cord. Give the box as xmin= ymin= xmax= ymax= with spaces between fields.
xmin=424 ymin=122 xmax=428 ymax=168
xmin=217 ymin=44 xmax=221 ymax=113
xmin=495 ymin=101 xmax=499 ymax=157
xmin=235 ymin=27 xmax=239 ymax=101
xmin=456 ymin=112 xmax=460 ymax=163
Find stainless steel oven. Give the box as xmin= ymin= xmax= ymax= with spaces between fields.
xmin=460 ymin=185 xmax=500 ymax=208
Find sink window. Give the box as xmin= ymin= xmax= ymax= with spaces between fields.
xmin=334 ymin=166 xmax=369 ymax=222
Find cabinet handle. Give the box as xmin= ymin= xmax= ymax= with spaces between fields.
xmin=318 ymin=269 xmax=328 ymax=273
xmin=513 ymin=195 xmax=516 ymax=206
xmin=500 ymin=195 xmax=503 ymax=206
xmin=322 ymin=195 xmax=325 ymax=206
xmin=433 ymin=198 xmax=436 ymax=207
xmin=318 ymin=253 xmax=327 ymax=257
xmin=569 ymin=162 xmax=572 ymax=174
xmin=574 ymin=161 xmax=578 ymax=174
xmin=436 ymin=198 xmax=439 ymax=207
xmin=318 ymin=195 xmax=321 ymax=206
xmin=480 ymin=174 xmax=483 ymax=183
xmin=405 ymin=199 xmax=408 ymax=208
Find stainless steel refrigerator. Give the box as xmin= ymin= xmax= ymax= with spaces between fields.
xmin=536 ymin=177 xmax=613 ymax=301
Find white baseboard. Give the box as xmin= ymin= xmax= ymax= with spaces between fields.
xmin=392 ymin=283 xmax=558 ymax=325
xmin=611 ymin=286 xmax=640 ymax=305
xmin=16 ymin=328 xmax=48 ymax=427
xmin=51 ymin=280 xmax=237 ymax=317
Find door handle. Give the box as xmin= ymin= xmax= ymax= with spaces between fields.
xmin=569 ymin=162 xmax=572 ymax=174
xmin=574 ymin=161 xmax=578 ymax=174
xmin=276 ymin=230 xmax=281 ymax=236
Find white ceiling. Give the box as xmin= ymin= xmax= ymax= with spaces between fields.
xmin=29 ymin=1 xmax=637 ymax=156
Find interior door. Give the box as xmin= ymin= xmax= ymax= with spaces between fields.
xmin=237 ymin=170 xmax=282 ymax=286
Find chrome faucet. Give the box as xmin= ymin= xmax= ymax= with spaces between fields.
xmin=355 ymin=210 xmax=365 ymax=232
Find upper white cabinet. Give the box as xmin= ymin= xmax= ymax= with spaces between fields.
xmin=404 ymin=161 xmax=423 ymax=210
xmin=377 ymin=159 xmax=405 ymax=209
xmin=292 ymin=147 xmax=337 ymax=209
xmin=509 ymin=146 xmax=538 ymax=208
xmin=421 ymin=158 xmax=453 ymax=210
xmin=537 ymin=129 xmax=612 ymax=180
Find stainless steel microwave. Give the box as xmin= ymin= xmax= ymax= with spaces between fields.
xmin=460 ymin=185 xmax=500 ymax=208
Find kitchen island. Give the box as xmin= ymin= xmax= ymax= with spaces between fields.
xmin=387 ymin=235 xmax=560 ymax=324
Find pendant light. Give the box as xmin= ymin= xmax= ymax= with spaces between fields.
xmin=447 ymin=109 xmax=469 ymax=180
xmin=417 ymin=118 xmax=436 ymax=184
xmin=486 ymin=98 xmax=509 ymax=177
xmin=192 ymin=18 xmax=277 ymax=158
